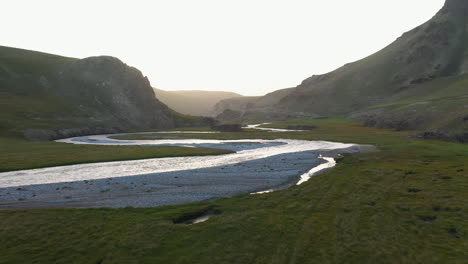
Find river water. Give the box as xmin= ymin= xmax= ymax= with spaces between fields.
xmin=0 ymin=125 xmax=359 ymax=208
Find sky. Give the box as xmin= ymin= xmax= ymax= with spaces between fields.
xmin=2 ymin=0 xmax=445 ymax=96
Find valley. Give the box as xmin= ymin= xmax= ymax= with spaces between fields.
xmin=0 ymin=1 xmax=466 ymax=263
xmin=0 ymin=121 xmax=466 ymax=263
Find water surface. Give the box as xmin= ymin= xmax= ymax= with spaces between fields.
xmin=0 ymin=125 xmax=359 ymax=208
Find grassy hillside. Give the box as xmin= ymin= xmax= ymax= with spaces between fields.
xmin=154 ymin=89 xmax=241 ymax=117
xmin=0 ymin=46 xmax=80 ymax=137
xmin=0 ymin=46 xmax=211 ymax=140
xmin=0 ymin=46 xmax=75 ymax=76
xmin=278 ymin=2 xmax=468 ymax=115
xmin=1 ymin=122 xmax=466 ymax=263
xmin=214 ymin=1 xmax=468 ymax=141
xmin=354 ymin=73 xmax=468 ymax=139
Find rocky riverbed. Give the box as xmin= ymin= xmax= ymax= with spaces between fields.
xmin=0 ymin=130 xmax=366 ymax=209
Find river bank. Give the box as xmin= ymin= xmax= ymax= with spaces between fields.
xmin=0 ymin=130 xmax=362 ymax=209
xmin=1 ymin=121 xmax=465 ymax=263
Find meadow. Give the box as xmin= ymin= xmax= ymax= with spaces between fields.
xmin=0 ymin=121 xmax=466 ymax=263
xmin=0 ymin=136 xmax=231 ymax=172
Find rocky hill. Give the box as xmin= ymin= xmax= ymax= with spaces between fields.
xmin=215 ymin=0 xmax=468 ymax=141
xmin=212 ymin=96 xmax=259 ymax=119
xmin=154 ymin=89 xmax=241 ymax=117
xmin=0 ymin=46 xmax=202 ymax=140
xmin=212 ymin=88 xmax=297 ymax=121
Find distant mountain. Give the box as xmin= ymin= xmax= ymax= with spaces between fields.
xmin=213 ymin=88 xmax=295 ymax=121
xmin=216 ymin=0 xmax=468 ymax=141
xmin=0 ymin=46 xmax=204 ymax=140
xmin=154 ymin=89 xmax=241 ymax=117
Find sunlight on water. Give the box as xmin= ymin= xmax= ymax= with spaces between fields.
xmin=0 ymin=125 xmax=356 ymax=190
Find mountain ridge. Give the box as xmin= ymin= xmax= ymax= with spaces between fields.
xmin=0 ymin=45 xmax=204 ymax=140
xmin=214 ymin=0 xmax=468 ymax=141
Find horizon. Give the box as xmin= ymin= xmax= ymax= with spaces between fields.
xmin=2 ymin=0 xmax=444 ymax=96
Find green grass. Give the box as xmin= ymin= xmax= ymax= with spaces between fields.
xmin=0 ymin=122 xmax=466 ymax=263
xmin=361 ymin=73 xmax=468 ymax=135
xmin=256 ymin=118 xmax=355 ymax=129
xmin=0 ymin=45 xmax=76 ymax=75
xmin=0 ymin=92 xmax=80 ymax=136
xmin=111 ymin=120 xmax=391 ymax=144
xmin=128 ymin=126 xmax=214 ymax=133
xmin=0 ymin=46 xmax=83 ymax=137
xmin=0 ymin=137 xmax=232 ymax=172
xmin=369 ymin=74 xmax=468 ymax=109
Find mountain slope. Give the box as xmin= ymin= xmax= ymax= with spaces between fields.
xmin=213 ymin=88 xmax=296 ymax=121
xmin=279 ymin=0 xmax=468 ymax=115
xmin=154 ymin=89 xmax=241 ymax=116
xmin=216 ymin=0 xmax=468 ymax=141
xmin=0 ymin=46 xmax=196 ymax=140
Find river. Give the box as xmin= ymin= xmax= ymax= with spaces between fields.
xmin=0 ymin=125 xmax=361 ymax=209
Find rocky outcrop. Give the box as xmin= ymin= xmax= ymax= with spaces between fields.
xmin=51 ymin=56 xmax=175 ymax=129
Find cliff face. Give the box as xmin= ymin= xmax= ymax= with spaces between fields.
xmin=0 ymin=46 xmax=178 ymax=140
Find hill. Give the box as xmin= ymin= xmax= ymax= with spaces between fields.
xmin=212 ymin=96 xmax=260 ymax=120
xmin=215 ymin=0 xmax=468 ymax=141
xmin=213 ymin=88 xmax=296 ymax=121
xmin=0 ymin=46 xmax=204 ymax=140
xmin=154 ymin=88 xmax=241 ymax=116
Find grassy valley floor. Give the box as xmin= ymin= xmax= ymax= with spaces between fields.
xmin=0 ymin=136 xmax=231 ymax=172
xmin=0 ymin=121 xmax=467 ymax=263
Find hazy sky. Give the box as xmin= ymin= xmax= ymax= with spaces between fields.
xmin=2 ymin=0 xmax=444 ymax=95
